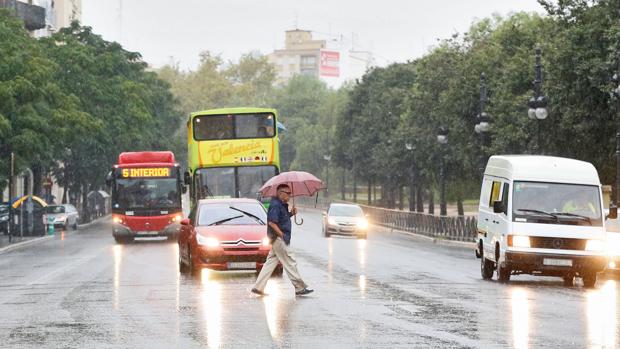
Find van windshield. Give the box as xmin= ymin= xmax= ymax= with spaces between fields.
xmin=512 ymin=181 xmax=602 ymax=226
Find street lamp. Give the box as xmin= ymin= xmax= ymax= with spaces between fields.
xmin=437 ymin=127 xmax=448 ymax=216
xmin=323 ymin=154 xmax=331 ymax=197
xmin=405 ymin=142 xmax=416 ymax=211
xmin=527 ymin=45 xmax=548 ymax=153
xmin=474 ymin=72 xmax=492 ymax=174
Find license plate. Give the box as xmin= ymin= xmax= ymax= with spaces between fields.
xmin=543 ymin=258 xmax=572 ymax=267
xmin=227 ymin=262 xmax=256 ymax=270
xmin=138 ymin=231 xmax=159 ymax=235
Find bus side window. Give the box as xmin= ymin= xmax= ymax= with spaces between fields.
xmin=489 ymin=181 xmax=502 ymax=207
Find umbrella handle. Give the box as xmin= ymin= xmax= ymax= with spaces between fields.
xmin=294 ymin=215 xmax=304 ymax=225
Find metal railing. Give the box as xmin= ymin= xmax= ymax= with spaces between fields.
xmin=295 ymin=196 xmax=478 ymax=242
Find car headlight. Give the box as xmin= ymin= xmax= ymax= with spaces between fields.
xmin=585 ymin=239 xmax=604 ymax=252
xmin=509 ymin=235 xmax=530 ymax=248
xmin=328 ymin=217 xmax=337 ymax=225
xmin=607 ymin=235 xmax=620 ymax=256
xmin=262 ymin=237 xmax=270 ymax=246
xmin=197 ymin=234 xmax=219 ymax=248
xmin=357 ymin=218 xmax=369 ymax=229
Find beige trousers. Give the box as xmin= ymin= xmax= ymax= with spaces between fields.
xmin=253 ymin=237 xmax=308 ymax=292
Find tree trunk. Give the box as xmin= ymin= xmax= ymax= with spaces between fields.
xmin=416 ymin=183 xmax=424 ymax=212
xmin=340 ymin=169 xmax=346 ymax=200
xmin=457 ymin=195 xmax=464 ymax=216
xmin=367 ymin=179 xmax=372 ymax=205
xmin=398 ymin=186 xmax=404 ymax=210
xmin=81 ymin=182 xmax=90 ymax=223
xmin=31 ymin=164 xmax=43 ymax=197
xmin=353 ymin=171 xmax=357 ymax=203
xmin=428 ymin=189 xmax=435 ymax=215
xmin=373 ymin=183 xmax=377 ymax=204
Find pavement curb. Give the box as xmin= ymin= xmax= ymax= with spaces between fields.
xmin=77 ymin=214 xmax=110 ymax=229
xmin=0 ymin=235 xmax=54 ymax=254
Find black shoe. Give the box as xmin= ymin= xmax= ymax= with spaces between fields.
xmin=251 ymin=288 xmax=267 ymax=296
xmin=295 ymin=288 xmax=314 ymax=296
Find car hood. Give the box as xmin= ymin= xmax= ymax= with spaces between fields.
xmin=195 ymin=224 xmax=267 ymax=242
xmin=329 ymin=215 xmax=365 ymax=224
xmin=45 ymin=213 xmax=68 ymax=219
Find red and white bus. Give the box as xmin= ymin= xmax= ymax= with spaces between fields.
xmin=107 ymin=151 xmax=185 ymax=243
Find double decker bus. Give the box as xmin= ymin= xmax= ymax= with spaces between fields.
xmin=186 ymin=107 xmax=281 ymax=205
xmin=107 ymin=151 xmax=185 ymax=243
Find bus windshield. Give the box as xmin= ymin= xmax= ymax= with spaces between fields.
xmin=193 ymin=113 xmax=275 ymax=140
xmin=195 ymin=166 xmax=276 ymax=199
xmin=114 ymin=178 xmax=181 ymax=210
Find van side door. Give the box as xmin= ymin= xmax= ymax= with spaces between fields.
xmin=483 ymin=179 xmax=504 ymax=260
xmin=478 ymin=177 xmax=493 ymax=256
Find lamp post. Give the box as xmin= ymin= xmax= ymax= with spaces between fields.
xmin=527 ymin=45 xmax=548 ymax=153
xmin=474 ymin=73 xmax=492 ymax=174
xmin=323 ymin=154 xmax=331 ymax=197
xmin=405 ymin=142 xmax=416 ymax=211
xmin=437 ymin=127 xmax=448 ymax=216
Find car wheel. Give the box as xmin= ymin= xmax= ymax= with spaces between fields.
xmin=324 ymin=225 xmax=330 ymax=238
xmin=582 ymin=272 xmax=597 ymax=288
xmin=73 ymin=221 xmax=78 ymax=230
xmin=187 ymin=246 xmax=198 ymax=274
xmin=114 ymin=236 xmax=124 ymax=244
xmin=563 ymin=273 xmax=574 ymax=287
xmin=64 ymin=222 xmax=69 ymax=231
xmin=481 ymin=254 xmax=494 ymax=280
xmin=498 ymin=263 xmax=511 ymax=283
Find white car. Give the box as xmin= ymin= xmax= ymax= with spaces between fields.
xmin=476 ymin=155 xmax=612 ymax=287
xmin=322 ymin=203 xmax=369 ymax=239
xmin=43 ymin=204 xmax=80 ymax=230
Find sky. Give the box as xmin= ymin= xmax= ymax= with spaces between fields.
xmin=81 ymin=0 xmax=544 ymax=71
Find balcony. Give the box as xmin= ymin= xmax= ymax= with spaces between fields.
xmin=0 ymin=0 xmax=46 ymax=31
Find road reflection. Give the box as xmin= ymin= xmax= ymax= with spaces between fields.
xmin=587 ymin=280 xmax=617 ymax=349
xmin=327 ymin=237 xmax=333 ymax=285
xmin=263 ymin=280 xmax=296 ymax=344
xmin=511 ymin=288 xmax=530 ymax=349
xmin=113 ymin=244 xmax=122 ymax=311
xmin=357 ymin=239 xmax=366 ymax=268
xmin=199 ymin=269 xmax=222 ymax=349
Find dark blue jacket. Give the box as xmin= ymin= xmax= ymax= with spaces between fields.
xmin=267 ymin=197 xmax=292 ymax=245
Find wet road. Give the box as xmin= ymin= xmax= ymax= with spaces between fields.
xmin=0 ymin=210 xmax=618 ymax=348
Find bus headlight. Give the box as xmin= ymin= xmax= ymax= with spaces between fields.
xmin=509 ymin=235 xmax=530 ymax=248
xmin=585 ymin=239 xmax=604 ymax=252
xmin=357 ymin=218 xmax=369 ymax=229
xmin=172 ymin=214 xmax=183 ymax=222
xmin=262 ymin=237 xmax=270 ymax=246
xmin=197 ymin=235 xmax=219 ymax=248
xmin=112 ymin=215 xmax=124 ymax=224
xmin=606 ymin=235 xmax=620 ymax=256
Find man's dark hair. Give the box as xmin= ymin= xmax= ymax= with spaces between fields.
xmin=277 ymin=184 xmax=290 ymax=192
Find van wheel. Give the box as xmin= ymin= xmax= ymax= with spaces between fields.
xmin=582 ymin=272 xmax=597 ymax=288
xmin=498 ymin=263 xmax=511 ymax=283
xmin=563 ymin=273 xmax=574 ymax=287
xmin=481 ymin=255 xmax=494 ymax=280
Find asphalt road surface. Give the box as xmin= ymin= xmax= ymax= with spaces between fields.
xmin=0 ymin=209 xmax=618 ymax=348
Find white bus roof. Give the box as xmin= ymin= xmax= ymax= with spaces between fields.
xmin=485 ymin=155 xmax=601 ymax=185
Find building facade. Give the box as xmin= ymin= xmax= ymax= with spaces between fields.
xmin=268 ymin=30 xmax=326 ymax=83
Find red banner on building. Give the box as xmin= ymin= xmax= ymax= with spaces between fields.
xmin=320 ymin=50 xmax=340 ymax=77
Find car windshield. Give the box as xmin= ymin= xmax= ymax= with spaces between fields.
xmin=512 ymin=181 xmax=602 ymax=226
xmin=46 ymin=206 xmax=65 ymax=214
xmin=329 ymin=205 xmax=364 ymax=217
xmin=198 ymin=202 xmax=267 ymax=226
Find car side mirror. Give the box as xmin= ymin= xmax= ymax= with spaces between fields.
xmin=607 ymin=205 xmax=618 ymax=220
xmin=180 ymin=218 xmax=190 ymax=226
xmin=184 ymin=171 xmax=191 ymax=186
xmin=493 ymin=201 xmax=506 ymax=214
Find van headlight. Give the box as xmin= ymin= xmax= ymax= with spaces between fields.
xmin=606 ymin=235 xmax=620 ymax=256
xmin=509 ymin=235 xmax=530 ymax=248
xmin=197 ymin=235 xmax=219 ymax=248
xmin=357 ymin=218 xmax=369 ymax=229
xmin=585 ymin=239 xmax=604 ymax=252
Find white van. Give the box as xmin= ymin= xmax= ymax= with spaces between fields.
xmin=476 ymin=155 xmax=616 ymax=287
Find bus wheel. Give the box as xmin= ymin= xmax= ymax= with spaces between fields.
xmin=480 ymin=254 xmax=494 ymax=280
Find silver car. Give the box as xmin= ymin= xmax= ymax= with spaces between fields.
xmin=322 ymin=203 xmax=369 ymax=239
xmin=43 ymin=204 xmax=79 ymax=230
